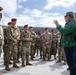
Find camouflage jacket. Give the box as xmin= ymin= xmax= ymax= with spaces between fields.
xmin=8 ymin=25 xmax=20 ymax=42
xmin=20 ymin=30 xmax=32 ymax=47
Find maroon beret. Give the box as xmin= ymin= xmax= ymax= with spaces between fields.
xmin=51 ymin=29 xmax=54 ymax=32
xmin=0 ymin=7 xmax=3 ymax=11
xmin=11 ymin=18 xmax=17 ymax=22
xmin=29 ymin=26 xmax=33 ymax=29
xmin=0 ymin=13 xmax=2 ymax=18
xmin=24 ymin=24 xmax=28 ymax=28
xmin=45 ymin=28 xmax=48 ymax=30
xmin=8 ymin=22 xmax=12 ymax=25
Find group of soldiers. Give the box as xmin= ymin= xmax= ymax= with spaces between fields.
xmin=0 ymin=6 xmax=66 ymax=73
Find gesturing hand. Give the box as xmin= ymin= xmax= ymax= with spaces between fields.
xmin=53 ymin=20 xmax=59 ymax=26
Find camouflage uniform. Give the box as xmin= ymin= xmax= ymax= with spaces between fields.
xmin=51 ymin=33 xmax=57 ymax=59
xmin=42 ymin=32 xmax=52 ymax=61
xmin=0 ymin=6 xmax=4 ymax=74
xmin=34 ymin=34 xmax=43 ymax=58
xmin=17 ymin=33 xmax=22 ymax=62
xmin=57 ymin=32 xmax=66 ymax=64
xmin=9 ymin=25 xmax=20 ymax=67
xmin=21 ymin=30 xmax=32 ymax=66
xmin=0 ymin=25 xmax=4 ymax=56
xmin=30 ymin=31 xmax=36 ymax=60
xmin=3 ymin=25 xmax=12 ymax=70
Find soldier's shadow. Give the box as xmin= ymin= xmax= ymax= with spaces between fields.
xmin=33 ymin=59 xmax=47 ymax=66
xmin=0 ymin=66 xmax=23 ymax=74
xmin=61 ymin=70 xmax=69 ymax=75
xmin=49 ymin=62 xmax=65 ymax=71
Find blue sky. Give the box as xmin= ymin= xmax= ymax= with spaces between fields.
xmin=0 ymin=0 xmax=76 ymax=27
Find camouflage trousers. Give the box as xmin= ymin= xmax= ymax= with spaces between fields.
xmin=58 ymin=46 xmax=66 ymax=61
xmin=30 ymin=44 xmax=35 ymax=58
xmin=12 ymin=44 xmax=18 ymax=63
xmin=21 ymin=46 xmax=30 ymax=63
xmin=3 ymin=44 xmax=12 ymax=65
xmin=43 ymin=45 xmax=51 ymax=60
xmin=0 ymin=45 xmax=2 ymax=57
xmin=51 ymin=42 xmax=57 ymax=56
xmin=39 ymin=46 xmax=43 ymax=57
xmin=17 ymin=45 xmax=22 ymax=60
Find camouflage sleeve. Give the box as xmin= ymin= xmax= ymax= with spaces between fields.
xmin=16 ymin=27 xmax=20 ymax=40
xmin=0 ymin=26 xmax=3 ymax=39
xmin=20 ymin=32 xmax=29 ymax=41
xmin=8 ymin=27 xmax=15 ymax=41
xmin=49 ymin=34 xmax=52 ymax=44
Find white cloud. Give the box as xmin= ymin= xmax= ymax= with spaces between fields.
xmin=0 ymin=0 xmax=17 ymax=16
xmin=0 ymin=0 xmax=65 ymax=27
xmin=18 ymin=0 xmax=28 ymax=3
xmin=18 ymin=5 xmax=23 ymax=9
xmin=44 ymin=0 xmax=76 ymax=10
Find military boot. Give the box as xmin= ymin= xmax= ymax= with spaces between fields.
xmin=54 ymin=55 xmax=56 ymax=59
xmin=9 ymin=61 xmax=12 ymax=64
xmin=22 ymin=61 xmax=26 ymax=67
xmin=31 ymin=55 xmax=34 ymax=60
xmin=13 ymin=63 xmax=19 ymax=68
xmin=5 ymin=65 xmax=10 ymax=71
xmin=26 ymin=61 xmax=32 ymax=65
xmin=63 ymin=60 xmax=66 ymax=65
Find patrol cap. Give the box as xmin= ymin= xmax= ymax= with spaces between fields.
xmin=45 ymin=28 xmax=48 ymax=30
xmin=0 ymin=13 xmax=2 ymax=18
xmin=8 ymin=22 xmax=12 ymax=25
xmin=11 ymin=18 xmax=17 ymax=22
xmin=29 ymin=26 xmax=33 ymax=29
xmin=0 ymin=6 xmax=3 ymax=11
xmin=24 ymin=24 xmax=28 ymax=28
xmin=65 ymin=11 xmax=74 ymax=18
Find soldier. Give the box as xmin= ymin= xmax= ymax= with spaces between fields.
xmin=42 ymin=28 xmax=52 ymax=61
xmin=51 ymin=29 xmax=57 ymax=59
xmin=37 ymin=33 xmax=43 ymax=59
xmin=3 ymin=22 xmax=12 ymax=71
xmin=56 ymin=32 xmax=66 ymax=65
xmin=0 ymin=6 xmax=3 ymax=75
xmin=8 ymin=18 xmax=20 ymax=68
xmin=29 ymin=27 xmax=36 ymax=60
xmin=17 ymin=30 xmax=22 ymax=63
xmin=20 ymin=25 xmax=32 ymax=67
xmin=34 ymin=31 xmax=41 ymax=56
xmin=0 ymin=6 xmax=4 ymax=57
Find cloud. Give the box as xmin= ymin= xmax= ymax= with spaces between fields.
xmin=0 ymin=0 xmax=17 ymax=16
xmin=44 ymin=0 xmax=76 ymax=10
xmin=0 ymin=0 xmax=65 ymax=27
xmin=18 ymin=0 xmax=28 ymax=3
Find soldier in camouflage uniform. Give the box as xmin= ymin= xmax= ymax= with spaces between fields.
xmin=20 ymin=25 xmax=32 ymax=67
xmin=0 ymin=7 xmax=4 ymax=75
xmin=51 ymin=29 xmax=57 ymax=59
xmin=38 ymin=33 xmax=43 ymax=59
xmin=29 ymin=27 xmax=36 ymax=60
xmin=42 ymin=28 xmax=52 ymax=61
xmin=56 ymin=32 xmax=66 ymax=65
xmin=0 ymin=7 xmax=4 ymax=57
xmin=3 ymin=22 xmax=13 ymax=71
xmin=17 ymin=30 xmax=22 ymax=63
xmin=8 ymin=18 xmax=20 ymax=68
xmin=34 ymin=31 xmax=42 ymax=57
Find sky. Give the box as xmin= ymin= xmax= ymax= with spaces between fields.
xmin=0 ymin=0 xmax=76 ymax=27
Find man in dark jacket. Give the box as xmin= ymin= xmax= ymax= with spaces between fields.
xmin=54 ymin=12 xmax=76 ymax=75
